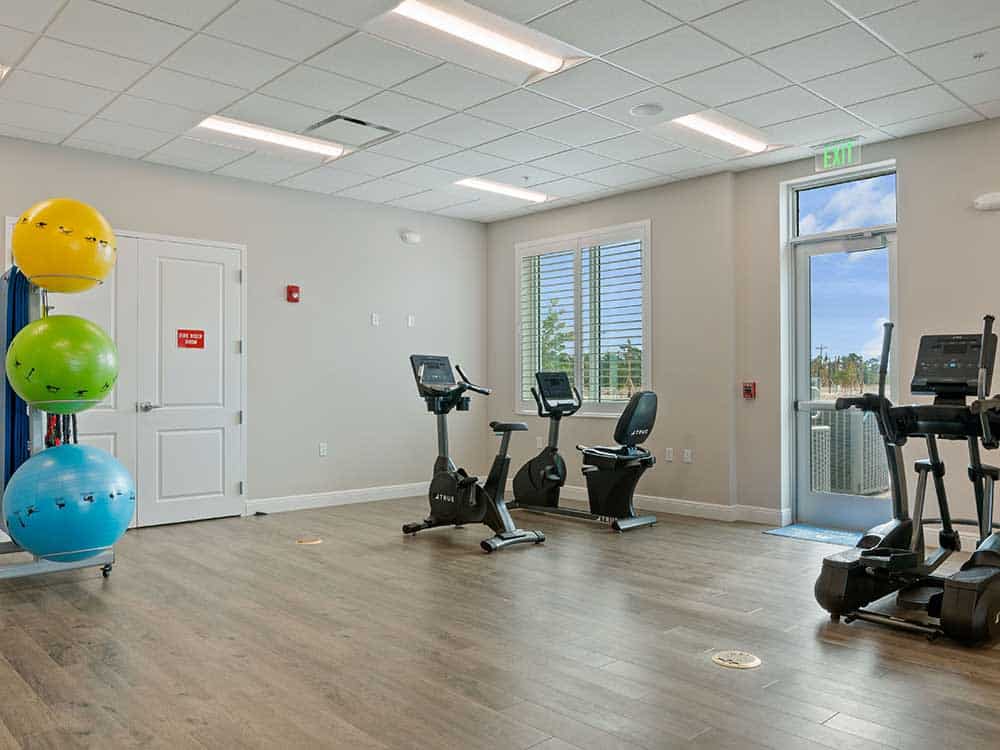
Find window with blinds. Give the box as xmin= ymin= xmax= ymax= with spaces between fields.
xmin=516 ymin=221 xmax=650 ymax=412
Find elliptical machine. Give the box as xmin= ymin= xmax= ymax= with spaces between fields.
xmin=511 ymin=371 xmax=658 ymax=532
xmin=815 ymin=317 xmax=1000 ymax=643
xmin=402 ymin=355 xmax=545 ymax=553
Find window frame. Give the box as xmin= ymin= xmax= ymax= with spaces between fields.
xmin=514 ymin=219 xmax=652 ymax=418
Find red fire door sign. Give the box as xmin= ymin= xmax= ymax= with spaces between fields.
xmin=177 ymin=329 xmax=205 ymax=349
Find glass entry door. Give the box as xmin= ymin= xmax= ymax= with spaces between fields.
xmin=794 ymin=237 xmax=896 ymax=530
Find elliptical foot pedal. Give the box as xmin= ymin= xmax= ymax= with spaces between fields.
xmin=860 ymin=547 xmax=920 ymax=570
xmin=896 ymin=581 xmax=944 ymax=612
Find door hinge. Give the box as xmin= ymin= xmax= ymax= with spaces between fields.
xmin=238 ymin=480 xmax=245 ymax=495
xmin=237 ymin=410 xmax=244 ymax=425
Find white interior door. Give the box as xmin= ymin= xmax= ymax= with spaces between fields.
xmin=136 ymin=237 xmax=243 ymax=525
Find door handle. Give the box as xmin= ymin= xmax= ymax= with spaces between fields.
xmin=137 ymin=401 xmax=161 ymax=412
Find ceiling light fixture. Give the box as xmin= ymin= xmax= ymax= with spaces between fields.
xmin=672 ymin=113 xmax=768 ymax=153
xmin=629 ymin=103 xmax=664 ymax=118
xmin=197 ymin=116 xmax=345 ymax=159
xmin=392 ymin=0 xmax=563 ymax=73
xmin=456 ymin=177 xmax=547 ymax=203
xmin=0 ymin=65 xmax=9 ymax=81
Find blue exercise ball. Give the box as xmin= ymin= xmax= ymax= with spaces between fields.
xmin=2 ymin=444 xmax=135 ymax=563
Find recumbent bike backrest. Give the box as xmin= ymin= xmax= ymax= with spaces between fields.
xmin=613 ymin=391 xmax=657 ymax=448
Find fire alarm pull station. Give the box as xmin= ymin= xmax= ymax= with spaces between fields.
xmin=287 ymin=285 xmax=300 ymax=303
xmin=742 ymin=382 xmax=757 ymax=400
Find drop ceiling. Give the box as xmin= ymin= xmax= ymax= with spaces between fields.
xmin=0 ymin=0 xmax=997 ymax=223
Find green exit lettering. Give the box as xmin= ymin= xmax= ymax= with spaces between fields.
xmin=815 ymin=138 xmax=862 ymax=172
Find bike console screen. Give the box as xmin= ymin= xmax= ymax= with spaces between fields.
xmin=537 ymin=372 xmax=573 ymax=402
xmin=410 ymin=355 xmax=455 ymax=396
xmin=911 ymin=334 xmax=997 ymax=397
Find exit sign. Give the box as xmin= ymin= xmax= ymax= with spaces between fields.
xmin=814 ymin=137 xmax=862 ymax=172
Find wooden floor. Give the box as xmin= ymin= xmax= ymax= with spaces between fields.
xmin=0 ymin=497 xmax=998 ymax=749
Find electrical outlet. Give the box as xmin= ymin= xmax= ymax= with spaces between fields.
xmin=536 ymin=436 xmax=544 ymax=449
xmin=682 ymin=448 xmax=693 ymax=464
xmin=319 ymin=442 xmax=328 ymax=457
xmin=665 ymin=447 xmax=673 ymax=462
xmin=370 ymin=312 xmax=380 ymax=327
xmin=406 ymin=314 xmax=416 ymax=328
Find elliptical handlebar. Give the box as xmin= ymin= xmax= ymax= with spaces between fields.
xmin=877 ymin=321 xmax=896 ymax=443
xmin=977 ymin=315 xmax=997 ymax=449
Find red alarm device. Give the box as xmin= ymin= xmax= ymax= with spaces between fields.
xmin=286 ymin=285 xmax=300 ymax=303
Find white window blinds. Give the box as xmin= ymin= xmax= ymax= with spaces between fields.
xmin=517 ymin=222 xmax=650 ymax=411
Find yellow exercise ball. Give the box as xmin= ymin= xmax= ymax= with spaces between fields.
xmin=11 ymin=198 xmax=117 ymax=293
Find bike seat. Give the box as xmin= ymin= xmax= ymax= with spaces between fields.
xmin=490 ymin=421 xmax=528 ymax=432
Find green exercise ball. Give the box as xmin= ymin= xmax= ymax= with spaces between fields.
xmin=5 ymin=315 xmax=118 ymax=414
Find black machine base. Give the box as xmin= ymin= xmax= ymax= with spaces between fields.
xmin=518 ymin=503 xmax=657 ymax=532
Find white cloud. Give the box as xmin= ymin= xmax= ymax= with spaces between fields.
xmin=800 ymin=178 xmax=895 ymax=235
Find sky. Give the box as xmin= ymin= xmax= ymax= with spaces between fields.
xmin=803 ymin=174 xmax=896 ymax=359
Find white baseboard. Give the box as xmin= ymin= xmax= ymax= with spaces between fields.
xmin=532 ymin=483 xmax=787 ymax=526
xmin=245 ymin=481 xmax=429 ymax=516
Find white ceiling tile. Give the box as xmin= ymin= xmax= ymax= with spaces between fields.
xmin=644 ymin=1 xmax=742 ymax=21
xmin=529 ymin=61 xmax=650 ymax=109
xmin=99 ymin=0 xmax=234 ymax=29
xmin=343 ymin=91 xmax=451 ymax=131
xmin=835 ymin=1 xmax=909 ymax=17
xmin=19 ymin=37 xmax=149 ymax=90
xmin=578 ymin=163 xmax=660 ymax=187
xmin=368 ymin=133 xmax=461 ymax=161
xmin=206 ymin=0 xmax=352 ymax=60
xmin=164 ymin=34 xmax=293 ymax=90
xmin=466 ymin=89 xmax=578 ymax=129
xmin=882 ymin=107 xmax=983 ymax=136
xmin=47 ymin=0 xmax=189 ymax=64
xmin=337 ymin=178 xmax=425 ymax=202
xmin=865 ymin=0 xmax=1000 ymax=53
xmin=606 ymin=25 xmax=740 ymax=83
xmin=0 ymin=70 xmax=117 ymax=116
xmin=594 ymin=88 xmax=701 ymax=127
xmin=434 ymin=200 xmax=491 ymax=220
xmin=0 ymin=97 xmax=89 ymax=135
xmin=694 ymin=0 xmax=845 ymax=54
xmin=0 ymin=0 xmax=63 ymax=32
xmin=807 ymin=57 xmax=930 ymax=106
xmin=754 ymin=24 xmax=892 ymax=82
xmin=99 ymin=94 xmax=207 ymax=132
xmin=762 ymin=109 xmax=869 ymax=146
xmin=0 ymin=122 xmax=66 ymax=144
xmin=260 ymin=66 xmax=379 ymax=112
xmin=585 ymin=132 xmax=676 ymax=160
xmin=529 ymin=0 xmax=678 ymax=55
xmin=394 ymin=64 xmax=513 ymax=110
xmin=145 ymin=136 xmax=251 ymax=171
xmin=850 ymin=85 xmax=965 ymax=126
xmin=483 ymin=163 xmax=564 ymax=186
xmin=390 ymin=164 xmax=464 ymax=189
xmin=71 ymin=117 xmax=175 ymax=151
xmin=528 ymin=148 xmax=618 ymax=175
xmin=336 ymin=150 xmax=413 ymax=177
xmin=535 ymin=176 xmax=605 ymax=197
xmin=941 ymin=68 xmax=1000 ymax=105
xmin=429 ymin=150 xmax=517 ymax=175
xmin=129 ymin=68 xmax=247 ymax=111
xmin=280 ymin=0 xmax=399 ymax=26
xmin=216 ymin=151 xmax=321 ymax=182
xmin=978 ymin=99 xmax=1000 ymax=118
xmin=389 ymin=189 xmax=475 ymax=212
xmin=469 ymin=1 xmax=566 ymax=20
xmin=529 ymin=112 xmax=634 ymax=146
xmin=310 ymin=33 xmax=439 ymax=88
xmin=667 ymin=58 xmax=787 ymax=106
xmin=308 ymin=118 xmax=390 ymax=146
xmin=0 ymin=24 xmax=36 ymax=61
xmin=725 ymin=143 xmax=812 ymax=170
xmin=278 ymin=164 xmax=372 ymax=192
xmin=633 ymin=147 xmax=719 ymax=173
xmin=413 ymin=112 xmax=516 ymax=147
xmin=909 ymin=29 xmax=1000 ymax=82
xmin=720 ymin=86 xmax=831 ymax=127
xmin=64 ymin=136 xmax=150 ymax=159
xmin=477 ymin=132 xmax=565 ymax=161
xmin=223 ymin=93 xmax=328 ymax=132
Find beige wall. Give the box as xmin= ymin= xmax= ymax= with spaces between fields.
xmin=487 ymin=117 xmax=1000 ymax=525
xmin=0 ymin=136 xmax=488 ymax=501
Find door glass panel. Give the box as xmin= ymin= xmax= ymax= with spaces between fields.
xmin=808 ymin=248 xmax=890 ymax=498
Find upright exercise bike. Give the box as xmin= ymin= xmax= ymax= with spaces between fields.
xmin=815 ymin=317 xmax=1000 ymax=643
xmin=511 ymin=371 xmax=658 ymax=532
xmin=402 ymin=355 xmax=545 ymax=553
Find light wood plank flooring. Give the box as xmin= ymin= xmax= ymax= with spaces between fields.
xmin=0 ymin=496 xmax=998 ymax=749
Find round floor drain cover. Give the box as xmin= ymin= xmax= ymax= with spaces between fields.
xmin=711 ymin=650 xmax=761 ymax=669
xmin=296 ymin=537 xmax=323 ymax=545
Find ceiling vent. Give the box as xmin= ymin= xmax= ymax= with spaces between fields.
xmin=305 ymin=115 xmax=397 ymax=148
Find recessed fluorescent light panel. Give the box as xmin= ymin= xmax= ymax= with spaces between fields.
xmin=197 ymin=116 xmax=345 ymax=159
xmin=671 ymin=114 xmax=768 ymax=154
xmin=393 ymin=0 xmax=563 ymax=72
xmin=455 ymin=177 xmax=548 ymax=203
